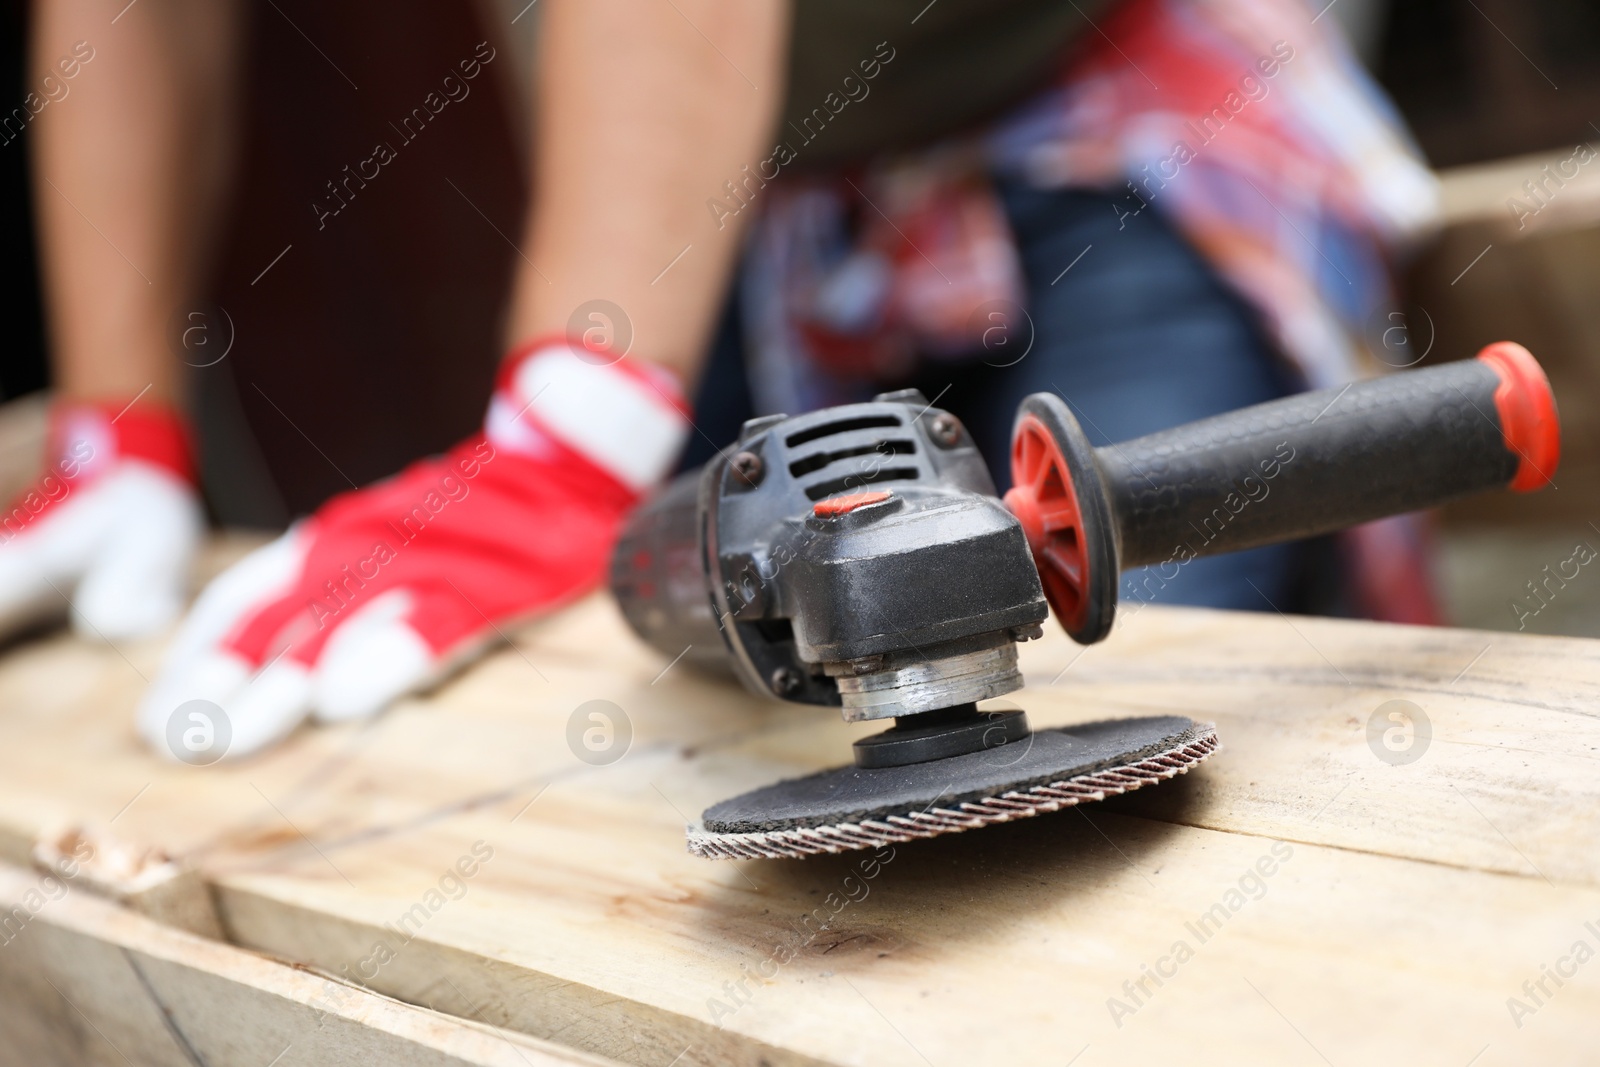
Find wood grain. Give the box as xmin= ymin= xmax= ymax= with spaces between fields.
xmin=0 ymin=861 xmax=618 ymax=1067
xmin=1 ymin=579 xmax=1598 ymax=1066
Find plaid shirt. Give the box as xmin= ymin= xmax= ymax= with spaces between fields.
xmin=742 ymin=0 xmax=1438 ymax=409
xmin=739 ymin=0 xmax=1442 ymax=623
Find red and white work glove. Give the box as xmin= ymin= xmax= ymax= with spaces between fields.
xmin=0 ymin=400 xmax=201 ymax=642
xmin=136 ymin=339 xmax=690 ymax=759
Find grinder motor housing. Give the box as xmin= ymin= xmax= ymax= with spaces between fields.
xmin=612 ymin=389 xmax=1049 ymax=766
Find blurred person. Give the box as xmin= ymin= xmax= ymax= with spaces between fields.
xmin=9 ymin=0 xmax=1436 ymax=758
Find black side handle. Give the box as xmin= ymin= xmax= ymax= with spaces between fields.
xmin=1099 ymin=343 xmax=1559 ymax=569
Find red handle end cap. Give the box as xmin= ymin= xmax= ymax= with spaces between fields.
xmin=1477 ymin=342 xmax=1559 ymax=492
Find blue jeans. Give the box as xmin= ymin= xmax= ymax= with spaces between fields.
xmin=686 ymin=181 xmax=1312 ymax=612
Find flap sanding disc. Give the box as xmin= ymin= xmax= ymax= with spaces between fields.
xmin=688 ymin=715 xmax=1219 ymax=859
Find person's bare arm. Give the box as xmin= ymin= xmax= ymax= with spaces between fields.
xmin=31 ymin=0 xmax=242 ymax=406
xmin=505 ymin=0 xmax=788 ymax=386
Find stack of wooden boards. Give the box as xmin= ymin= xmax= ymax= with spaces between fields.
xmin=1416 ymin=142 xmax=1600 ymax=530
xmin=1 ymin=545 xmax=1597 ymax=1066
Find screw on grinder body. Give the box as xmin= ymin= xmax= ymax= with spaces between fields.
xmin=609 ymin=344 xmax=1558 ymax=859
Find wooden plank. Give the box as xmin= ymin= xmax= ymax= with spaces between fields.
xmin=1436 ymin=143 xmax=1600 ymax=234
xmin=1403 ymin=216 xmax=1600 ymax=527
xmin=1022 ymin=604 xmax=1600 ymax=886
xmin=1 ymin=581 xmax=1598 ymax=1065
xmin=515 ymin=596 xmax=1600 ymax=885
xmin=0 ymin=861 xmax=619 ymax=1067
xmin=213 ymin=804 xmax=1600 ymax=1067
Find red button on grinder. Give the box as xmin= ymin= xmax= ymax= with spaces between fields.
xmin=813 ymin=490 xmax=893 ymax=517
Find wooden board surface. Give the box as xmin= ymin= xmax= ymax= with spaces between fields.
xmin=1437 ymin=143 xmax=1600 ymax=234
xmin=0 ymin=861 xmax=617 ymax=1067
xmin=1 ymin=553 xmax=1599 ymax=1066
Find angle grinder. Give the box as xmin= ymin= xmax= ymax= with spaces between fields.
xmin=610 ymin=342 xmax=1559 ymax=859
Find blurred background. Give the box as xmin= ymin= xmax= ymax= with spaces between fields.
xmin=3 ymin=0 xmax=1599 ymax=636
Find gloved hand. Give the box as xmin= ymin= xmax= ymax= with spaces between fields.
xmin=137 ymin=339 xmax=690 ymax=760
xmin=0 ymin=399 xmax=201 ymax=642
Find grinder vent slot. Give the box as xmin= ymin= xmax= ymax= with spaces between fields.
xmin=785 ymin=415 xmax=900 ymax=448
xmin=789 ymin=439 xmax=915 ymax=478
xmin=804 ymin=467 xmax=920 ymax=501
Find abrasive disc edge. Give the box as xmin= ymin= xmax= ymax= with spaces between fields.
xmin=687 ymin=716 xmax=1219 ymax=860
